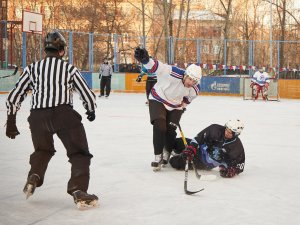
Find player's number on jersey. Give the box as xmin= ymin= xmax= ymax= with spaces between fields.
xmin=236 ymin=163 xmax=244 ymax=170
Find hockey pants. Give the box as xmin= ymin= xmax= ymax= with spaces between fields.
xmin=149 ymin=100 xmax=183 ymax=155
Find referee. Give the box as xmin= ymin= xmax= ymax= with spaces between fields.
xmin=5 ymin=31 xmax=98 ymax=208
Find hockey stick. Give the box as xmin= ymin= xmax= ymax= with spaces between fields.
xmin=0 ymin=67 xmax=18 ymax=79
xmin=169 ymin=122 xmax=201 ymax=179
xmin=169 ymin=122 xmax=204 ymax=195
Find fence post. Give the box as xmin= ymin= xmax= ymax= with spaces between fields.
xmin=168 ymin=36 xmax=174 ymax=65
xmin=224 ymin=39 xmax=227 ymax=75
xmin=68 ymin=31 xmax=73 ymax=65
xmin=140 ymin=36 xmax=146 ymax=48
xmin=196 ymin=38 xmax=201 ymax=64
xmin=89 ymin=32 xmax=94 ymax=71
xmin=113 ymin=33 xmax=119 ymax=72
xmin=3 ymin=21 xmax=8 ymax=69
xmin=277 ymin=41 xmax=280 ymax=79
xmin=39 ymin=35 xmax=42 ymax=61
xmin=248 ymin=40 xmax=253 ymax=76
xmin=22 ymin=32 xmax=26 ymax=68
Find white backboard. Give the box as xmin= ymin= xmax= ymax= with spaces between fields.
xmin=22 ymin=10 xmax=43 ymax=34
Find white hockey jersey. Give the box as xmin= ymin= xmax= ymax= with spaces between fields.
xmin=143 ymin=59 xmax=200 ymax=111
xmin=251 ymin=71 xmax=270 ymax=86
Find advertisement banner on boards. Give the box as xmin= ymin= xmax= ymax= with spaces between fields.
xmin=200 ymin=77 xmax=240 ymax=93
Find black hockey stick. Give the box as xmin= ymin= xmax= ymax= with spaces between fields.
xmin=0 ymin=67 xmax=18 ymax=79
xmin=169 ymin=122 xmax=204 ymax=195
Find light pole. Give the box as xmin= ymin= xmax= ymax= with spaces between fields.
xmin=270 ymin=0 xmax=273 ymax=67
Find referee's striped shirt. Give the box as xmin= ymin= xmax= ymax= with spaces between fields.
xmin=6 ymin=56 xmax=96 ymax=115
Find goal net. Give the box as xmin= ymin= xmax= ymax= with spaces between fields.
xmin=243 ymin=77 xmax=279 ymax=101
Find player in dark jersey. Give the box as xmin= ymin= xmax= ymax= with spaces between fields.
xmin=169 ymin=119 xmax=245 ymax=178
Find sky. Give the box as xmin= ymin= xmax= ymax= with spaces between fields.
xmin=1 ymin=93 xmax=300 ymax=225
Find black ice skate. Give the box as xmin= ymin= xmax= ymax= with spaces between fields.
xmin=151 ymin=154 xmax=163 ymax=171
xmin=72 ymin=190 xmax=99 ymax=209
xmin=23 ymin=174 xmax=40 ymax=199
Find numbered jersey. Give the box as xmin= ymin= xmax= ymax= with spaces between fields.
xmin=251 ymin=71 xmax=270 ymax=86
xmin=193 ymin=124 xmax=245 ymax=174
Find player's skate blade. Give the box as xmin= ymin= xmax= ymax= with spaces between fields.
xmin=23 ymin=184 xmax=34 ymax=199
xmin=76 ymin=199 xmax=99 ymax=210
xmin=151 ymin=161 xmax=162 ymax=171
xmin=151 ymin=154 xmax=163 ymax=171
xmin=72 ymin=190 xmax=99 ymax=210
xmin=23 ymin=174 xmax=40 ymax=200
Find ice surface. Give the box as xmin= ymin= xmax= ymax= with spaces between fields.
xmin=1 ymin=93 xmax=300 ymax=225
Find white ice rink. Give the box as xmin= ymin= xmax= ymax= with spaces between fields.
xmin=1 ymin=93 xmax=300 ymax=225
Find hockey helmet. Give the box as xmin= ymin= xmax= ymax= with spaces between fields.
xmin=185 ymin=64 xmax=202 ymax=84
xmin=44 ymin=31 xmax=66 ymax=51
xmin=225 ymin=119 xmax=244 ymax=136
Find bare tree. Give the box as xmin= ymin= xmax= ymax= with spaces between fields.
xmin=174 ymin=0 xmax=185 ymax=61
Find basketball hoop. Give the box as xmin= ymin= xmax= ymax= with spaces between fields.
xmin=29 ymin=21 xmax=37 ymax=33
xmin=22 ymin=11 xmax=43 ymax=35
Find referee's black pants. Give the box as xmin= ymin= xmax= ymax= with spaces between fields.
xmin=100 ymin=76 xmax=111 ymax=96
xmin=149 ymin=100 xmax=183 ymax=155
xmin=27 ymin=105 xmax=93 ymax=195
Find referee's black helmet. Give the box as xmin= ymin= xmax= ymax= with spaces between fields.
xmin=44 ymin=31 xmax=66 ymax=51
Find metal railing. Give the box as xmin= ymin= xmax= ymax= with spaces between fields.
xmin=1 ymin=25 xmax=300 ymax=78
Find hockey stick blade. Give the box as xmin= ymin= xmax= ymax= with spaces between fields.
xmin=184 ymin=160 xmax=204 ymax=195
xmin=0 ymin=67 xmax=18 ymax=79
xmin=184 ymin=180 xmax=204 ymax=195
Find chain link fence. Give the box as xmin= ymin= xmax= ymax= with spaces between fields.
xmin=1 ymin=25 xmax=300 ymax=79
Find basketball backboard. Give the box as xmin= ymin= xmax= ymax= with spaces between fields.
xmin=22 ymin=10 xmax=43 ymax=34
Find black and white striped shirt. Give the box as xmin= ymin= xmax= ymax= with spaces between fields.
xmin=6 ymin=56 xmax=96 ymax=115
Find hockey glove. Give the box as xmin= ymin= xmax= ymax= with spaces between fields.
xmin=134 ymin=47 xmax=150 ymax=64
xmin=86 ymin=111 xmax=96 ymax=122
xmin=182 ymin=143 xmax=198 ymax=161
xmin=6 ymin=114 xmax=20 ymax=139
xmin=219 ymin=165 xmax=236 ymax=178
xmin=136 ymin=75 xmax=142 ymax=82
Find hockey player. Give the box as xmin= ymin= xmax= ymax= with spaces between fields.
xmin=136 ymin=64 xmax=157 ymax=105
xmin=169 ymin=119 xmax=245 ymax=178
xmin=134 ymin=47 xmax=202 ymax=171
xmin=5 ymin=31 xmax=98 ymax=209
xmin=250 ymin=67 xmax=270 ymax=100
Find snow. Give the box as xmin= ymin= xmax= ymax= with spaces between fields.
xmin=1 ymin=93 xmax=300 ymax=225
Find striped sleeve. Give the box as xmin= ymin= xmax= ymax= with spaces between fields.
xmin=6 ymin=67 xmax=32 ymax=115
xmin=72 ymin=67 xmax=96 ymax=112
xmin=171 ymin=67 xmax=185 ymax=79
xmin=184 ymin=83 xmax=200 ymax=104
xmin=143 ymin=58 xmax=171 ymax=77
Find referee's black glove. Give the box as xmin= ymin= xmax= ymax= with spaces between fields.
xmin=6 ymin=114 xmax=20 ymax=139
xmin=86 ymin=111 xmax=95 ymax=122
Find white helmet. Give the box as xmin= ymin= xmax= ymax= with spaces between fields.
xmin=225 ymin=119 xmax=244 ymax=136
xmin=185 ymin=64 xmax=202 ymax=84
